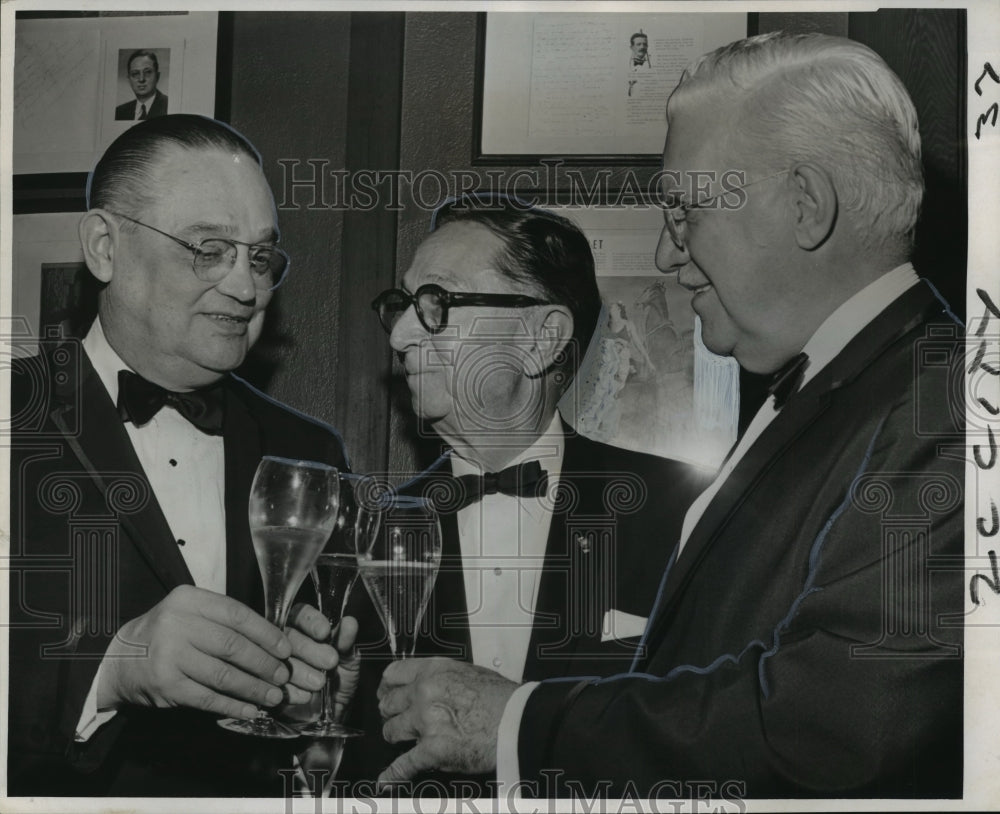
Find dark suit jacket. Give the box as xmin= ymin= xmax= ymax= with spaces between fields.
xmin=518 ymin=283 xmax=965 ymax=799
xmin=7 ymin=344 xmax=349 ymax=796
xmin=114 ymin=90 xmax=168 ymax=121
xmin=340 ymin=424 xmax=711 ymax=789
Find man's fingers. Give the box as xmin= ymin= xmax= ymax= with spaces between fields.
xmin=378 ymin=656 xmax=433 ymax=697
xmin=193 ymin=590 xmax=291 ymax=659
xmin=179 ymin=652 xmax=285 ymax=709
xmin=287 ymin=603 xmax=331 ymax=642
xmin=382 ymin=709 xmax=421 ymax=743
xmin=286 ymin=626 xmax=337 ymax=673
xmin=377 ymin=743 xmax=436 ymax=787
xmin=378 ymin=685 xmax=412 ymax=719
xmin=282 ymin=652 xmax=328 ymax=694
xmin=189 ymin=619 xmax=290 ymax=685
xmin=173 ymin=675 xmax=263 ymax=721
xmin=337 ymin=615 xmax=359 ymax=651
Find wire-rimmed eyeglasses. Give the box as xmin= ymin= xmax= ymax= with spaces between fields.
xmin=110 ymin=212 xmax=290 ymax=292
xmin=661 ymin=170 xmax=788 ymax=251
xmin=371 ymin=283 xmax=550 ymax=335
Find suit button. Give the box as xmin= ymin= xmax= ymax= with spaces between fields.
xmin=492 ymin=657 xmax=502 ymax=668
xmin=493 ymin=567 xmax=503 ymax=576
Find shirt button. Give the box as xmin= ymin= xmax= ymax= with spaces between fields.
xmin=493 ymin=567 xmax=503 ymax=576
xmin=492 ymin=657 xmax=502 ymax=668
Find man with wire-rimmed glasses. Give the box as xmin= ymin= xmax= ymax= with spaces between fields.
xmin=8 ymin=114 xmax=352 ymax=796
xmin=340 ymin=194 xmax=707 ymax=792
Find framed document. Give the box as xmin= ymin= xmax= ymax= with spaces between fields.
xmin=476 ymin=12 xmax=748 ymax=163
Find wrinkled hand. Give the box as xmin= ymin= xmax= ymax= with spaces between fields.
xmin=376 ymin=657 xmax=518 ymax=786
xmin=97 ymin=585 xmax=297 ymax=720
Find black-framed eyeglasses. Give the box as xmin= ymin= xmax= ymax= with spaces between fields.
xmin=371 ymin=283 xmax=550 ymax=335
xmin=662 ymin=170 xmax=788 ymax=251
xmin=110 ymin=212 xmax=290 ymax=292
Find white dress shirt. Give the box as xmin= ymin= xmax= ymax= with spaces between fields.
xmin=449 ymin=413 xmax=565 ymax=683
xmin=75 ymin=317 xmax=227 ymax=740
xmin=496 ymin=263 xmax=921 ymax=793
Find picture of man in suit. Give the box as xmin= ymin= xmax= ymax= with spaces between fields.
xmin=375 ymin=32 xmax=964 ymax=798
xmin=114 ymin=49 xmax=169 ymax=121
xmin=7 ymin=114 xmax=352 ymax=796
xmin=628 ymin=31 xmax=651 ymax=96
xmin=343 ymin=196 xmax=708 ymax=790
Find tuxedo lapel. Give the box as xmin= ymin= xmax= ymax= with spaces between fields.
xmin=641 ymin=284 xmax=946 ymax=653
xmin=52 ymin=350 xmax=193 ymax=592
xmin=525 ymin=432 xmax=605 ymax=680
xmin=430 ymin=502 xmax=472 ymax=658
xmin=222 ymin=380 xmax=265 ymax=612
xmin=401 ymin=455 xmax=471 ymax=659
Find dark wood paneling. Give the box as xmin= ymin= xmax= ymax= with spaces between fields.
xmin=336 ymin=12 xmax=406 ymax=474
xmin=226 ymin=12 xmax=352 ymax=432
xmin=849 ymin=9 xmax=967 ymax=319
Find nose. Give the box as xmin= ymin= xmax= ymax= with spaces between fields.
xmin=388 ymin=304 xmax=426 ymax=353
xmin=654 ymin=224 xmax=690 ymax=275
xmin=214 ymin=248 xmax=258 ymax=305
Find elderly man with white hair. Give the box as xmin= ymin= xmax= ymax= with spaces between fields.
xmin=374 ymin=31 xmax=965 ymax=799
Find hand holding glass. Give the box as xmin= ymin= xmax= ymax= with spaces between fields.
xmin=218 ymin=456 xmax=339 ymax=738
xmin=298 ymin=473 xmax=372 ymax=739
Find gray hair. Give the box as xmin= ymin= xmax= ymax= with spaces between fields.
xmin=667 ymin=31 xmax=923 ymax=254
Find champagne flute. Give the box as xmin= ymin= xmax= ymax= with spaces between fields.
xmin=218 ymin=456 xmax=340 ymax=738
xmin=297 ymin=473 xmax=371 ymax=739
xmin=356 ymin=494 xmax=442 ymax=659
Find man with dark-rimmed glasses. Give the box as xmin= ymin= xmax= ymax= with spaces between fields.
xmin=341 ymin=195 xmax=708 ymax=792
xmin=8 ymin=114 xmax=352 ymax=796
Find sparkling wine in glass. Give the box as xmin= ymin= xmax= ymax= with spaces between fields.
xmin=298 ymin=473 xmax=371 ymax=739
xmin=357 ymin=495 xmax=441 ymax=659
xmin=218 ymin=456 xmax=339 ymax=738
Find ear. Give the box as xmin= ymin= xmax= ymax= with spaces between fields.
xmin=532 ymin=305 xmax=574 ymax=373
xmin=79 ymin=210 xmax=117 ymax=283
xmin=789 ymin=163 xmax=837 ymax=251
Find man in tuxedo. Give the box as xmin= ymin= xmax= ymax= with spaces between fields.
xmin=342 ymin=196 xmax=708 ymax=790
xmin=375 ymin=32 xmax=965 ymax=798
xmin=8 ymin=114 xmax=351 ymax=796
xmin=115 ymin=50 xmax=169 ymax=121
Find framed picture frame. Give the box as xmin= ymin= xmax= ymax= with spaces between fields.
xmin=474 ymin=11 xmax=749 ymax=164
xmin=10 ymin=213 xmax=93 ymax=356
xmin=12 ymin=11 xmax=220 ymax=213
xmin=535 ymin=195 xmax=739 ymax=468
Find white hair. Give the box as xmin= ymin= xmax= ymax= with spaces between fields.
xmin=668 ymin=31 xmax=923 ymax=254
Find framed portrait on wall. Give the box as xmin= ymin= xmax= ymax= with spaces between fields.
xmin=12 ymin=11 xmax=218 ymax=177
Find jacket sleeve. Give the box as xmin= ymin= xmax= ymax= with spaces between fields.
xmin=517 ymin=396 xmax=964 ymax=799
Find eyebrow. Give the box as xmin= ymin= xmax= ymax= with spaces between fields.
xmin=403 ymin=271 xmax=458 ymax=292
xmin=184 ymin=222 xmax=280 ymax=244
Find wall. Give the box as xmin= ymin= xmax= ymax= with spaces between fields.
xmin=217 ymin=10 xmax=967 ymax=477
xmin=226 ymin=12 xmax=351 ymax=428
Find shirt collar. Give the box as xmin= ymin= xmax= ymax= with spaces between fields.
xmin=450 ymin=412 xmax=566 ymax=518
xmin=82 ymin=316 xmax=135 ymax=405
xmin=798 ymin=262 xmax=919 ymax=389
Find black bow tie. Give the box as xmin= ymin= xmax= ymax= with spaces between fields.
xmin=450 ymin=459 xmax=549 ymax=513
xmin=766 ymin=352 xmax=809 ymax=409
xmin=116 ymin=370 xmax=225 ymax=435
